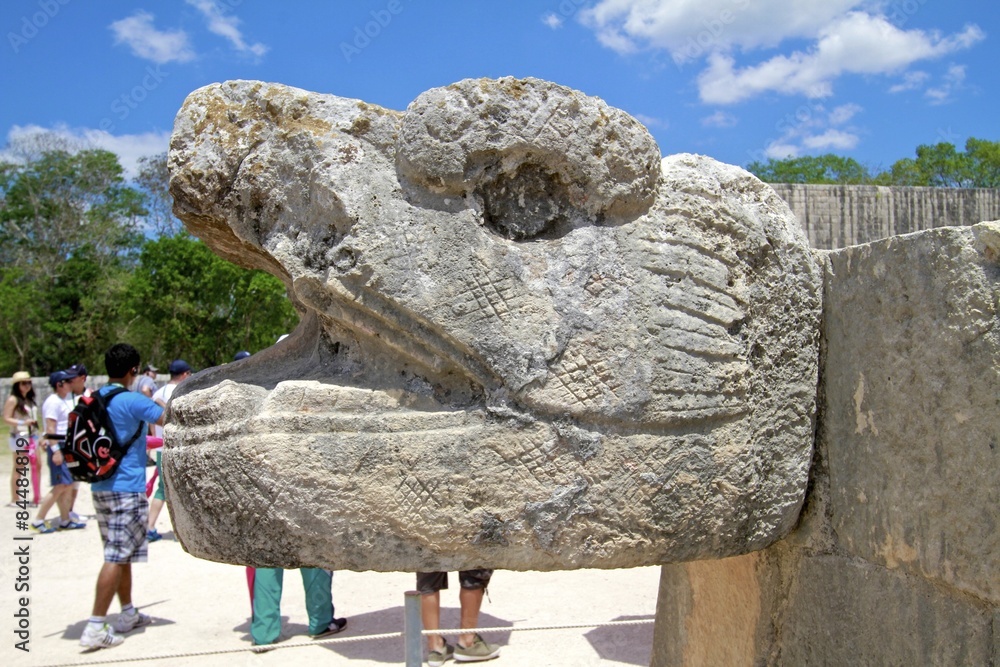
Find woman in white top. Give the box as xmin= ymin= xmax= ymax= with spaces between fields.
xmin=3 ymin=371 xmax=38 ymax=505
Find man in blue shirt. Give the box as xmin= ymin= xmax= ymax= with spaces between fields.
xmin=80 ymin=344 xmax=165 ymax=650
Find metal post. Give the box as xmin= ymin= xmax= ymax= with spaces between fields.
xmin=404 ymin=590 xmax=423 ymax=667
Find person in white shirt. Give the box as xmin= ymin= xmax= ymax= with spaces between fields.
xmin=31 ymin=371 xmax=85 ymax=532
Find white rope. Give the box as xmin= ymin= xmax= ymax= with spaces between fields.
xmin=36 ymin=618 xmax=655 ymax=666
xmin=423 ymin=617 xmax=655 ymax=636
xmin=36 ymin=631 xmax=404 ymax=667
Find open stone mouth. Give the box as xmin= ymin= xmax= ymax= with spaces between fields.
xmin=170 ymin=336 xmax=492 ymax=439
xmin=168 ymin=273 xmax=515 ymax=440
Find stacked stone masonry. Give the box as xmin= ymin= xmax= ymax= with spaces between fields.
xmin=651 ymin=221 xmax=1000 ymax=666
xmin=771 ymin=183 xmax=1000 ymax=249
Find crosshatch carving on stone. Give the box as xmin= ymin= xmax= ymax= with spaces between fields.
xmin=395 ymin=473 xmax=443 ymax=513
xmin=164 ymin=76 xmax=823 ymax=572
xmin=546 ymin=347 xmax=624 ymax=411
xmin=451 ymin=258 xmax=521 ymax=323
xmin=484 ymin=428 xmax=565 ymax=488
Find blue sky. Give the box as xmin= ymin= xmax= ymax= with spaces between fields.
xmin=1 ymin=0 xmax=995 ymax=178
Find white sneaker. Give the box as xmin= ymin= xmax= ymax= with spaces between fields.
xmin=112 ymin=610 xmax=151 ymax=633
xmin=80 ymin=623 xmax=124 ymax=649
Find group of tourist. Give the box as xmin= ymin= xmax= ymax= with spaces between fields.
xmin=4 ymin=363 xmax=89 ymax=531
xmin=3 ymin=349 xmax=187 ymax=649
xmin=5 ymin=343 xmax=502 ymax=664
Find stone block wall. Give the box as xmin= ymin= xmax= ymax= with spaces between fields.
xmin=771 ymin=184 xmax=1000 ymax=250
xmin=650 ymin=221 xmax=1000 ymax=666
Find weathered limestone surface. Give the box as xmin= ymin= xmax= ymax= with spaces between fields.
xmin=651 ymin=221 xmax=1000 ymax=666
xmin=772 ymin=183 xmax=1000 ymax=250
xmin=825 ymin=222 xmax=1000 ymax=603
xmin=166 ymin=77 xmax=822 ymax=572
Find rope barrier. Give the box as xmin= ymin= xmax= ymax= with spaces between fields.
xmin=36 ymin=631 xmax=405 ymax=667
xmin=35 ymin=617 xmax=655 ymax=667
xmin=423 ymin=617 xmax=655 ymax=635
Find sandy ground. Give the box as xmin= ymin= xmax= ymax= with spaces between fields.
xmin=1 ymin=453 xmax=659 ymax=667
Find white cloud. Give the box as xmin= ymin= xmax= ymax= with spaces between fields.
xmin=580 ymin=1 xmax=984 ymax=105
xmin=701 ymin=110 xmax=737 ymax=128
xmin=186 ymin=0 xmax=268 ymax=58
xmin=764 ymin=142 xmax=800 ymax=159
xmin=889 ymin=70 xmax=930 ymax=93
xmin=3 ymin=124 xmax=170 ymax=179
xmin=828 ymin=102 xmax=862 ymax=125
xmin=109 ymin=11 xmax=195 ymax=64
xmin=543 ymin=13 xmax=564 ymax=29
xmin=697 ymin=13 xmax=984 ymax=103
xmin=581 ymin=0 xmax=861 ymax=55
xmin=802 ymin=129 xmax=859 ymax=150
xmin=925 ymin=64 xmax=967 ymax=104
xmin=754 ymin=102 xmax=862 ymax=160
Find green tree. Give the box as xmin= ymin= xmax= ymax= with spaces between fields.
xmin=964 ymin=138 xmax=1000 ymax=188
xmin=879 ymin=138 xmax=1000 ymax=188
xmin=0 ymin=268 xmax=45 ymax=372
xmin=0 ymin=141 xmax=146 ymax=374
xmin=872 ymin=157 xmax=922 ymax=186
xmin=122 ymin=233 xmax=298 ymax=370
xmin=746 ymin=154 xmax=873 ymax=184
xmin=913 ymin=142 xmax=972 ymax=187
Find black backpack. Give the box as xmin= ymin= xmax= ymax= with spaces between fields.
xmin=63 ymin=387 xmax=144 ymax=483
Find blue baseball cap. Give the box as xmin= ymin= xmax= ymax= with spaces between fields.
xmin=168 ymin=359 xmax=192 ymax=375
xmin=48 ymin=370 xmax=70 ymax=387
xmin=63 ymin=363 xmax=88 ymax=379
xmin=233 ymin=350 xmax=251 ymax=361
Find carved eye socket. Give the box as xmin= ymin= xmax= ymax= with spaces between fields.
xmin=396 ymin=78 xmax=660 ymax=242
xmin=477 ymin=164 xmax=580 ymax=241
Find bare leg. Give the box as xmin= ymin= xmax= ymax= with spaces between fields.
xmin=458 ymin=587 xmax=484 ymax=648
xmin=55 ymin=487 xmax=72 ymax=521
xmin=93 ymin=564 xmax=123 ymax=616
xmin=35 ymin=489 xmax=58 ymax=521
xmin=421 ymin=591 xmax=445 ymax=651
xmin=35 ymin=484 xmax=70 ymax=522
xmin=117 ymin=564 xmax=132 ymax=608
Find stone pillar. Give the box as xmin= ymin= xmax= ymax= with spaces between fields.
xmin=769 ymin=184 xmax=1000 ymax=250
xmin=651 ymin=221 xmax=1000 ymax=666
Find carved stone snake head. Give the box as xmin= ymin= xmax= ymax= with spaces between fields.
xmin=166 ymin=77 xmax=821 ymax=571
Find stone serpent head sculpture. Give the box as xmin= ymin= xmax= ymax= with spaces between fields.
xmin=166 ymin=77 xmax=822 ymax=571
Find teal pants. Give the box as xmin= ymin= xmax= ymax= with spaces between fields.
xmin=250 ymin=567 xmax=334 ymax=645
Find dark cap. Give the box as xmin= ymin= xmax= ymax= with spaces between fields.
xmin=48 ymin=370 xmax=70 ymax=387
xmin=64 ymin=363 xmax=88 ymax=379
xmin=168 ymin=359 xmax=192 ymax=375
xmin=233 ymin=351 xmax=251 ymax=361
xmin=141 ymin=364 xmax=159 ymax=373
